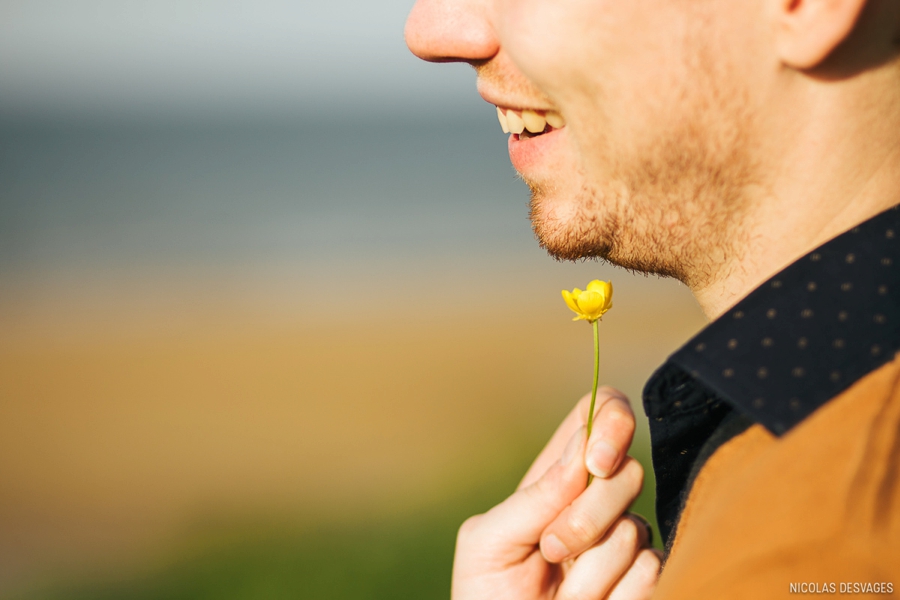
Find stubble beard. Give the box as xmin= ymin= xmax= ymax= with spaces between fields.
xmin=528 ymin=48 xmax=759 ymax=292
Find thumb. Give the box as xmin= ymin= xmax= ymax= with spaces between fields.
xmin=481 ymin=427 xmax=588 ymax=551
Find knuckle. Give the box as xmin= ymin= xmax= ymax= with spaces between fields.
xmin=603 ymin=408 xmax=636 ymax=439
xmin=598 ymin=385 xmax=627 ymax=400
xmin=557 ymin=576 xmax=601 ymax=600
xmin=457 ymin=514 xmax=482 ymax=540
xmin=612 ymin=517 xmax=640 ymax=552
xmin=605 ymin=405 xmax=634 ymax=426
xmin=633 ymin=549 xmax=663 ymax=586
xmin=565 ymin=511 xmax=600 ymax=545
xmin=529 ymin=464 xmax=561 ymax=499
xmin=556 ymin=587 xmax=594 ymax=600
xmin=620 ymin=458 xmax=645 ymax=494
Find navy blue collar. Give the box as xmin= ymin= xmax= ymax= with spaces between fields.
xmin=667 ymin=204 xmax=899 ymax=435
xmin=644 ymin=204 xmax=900 ymax=547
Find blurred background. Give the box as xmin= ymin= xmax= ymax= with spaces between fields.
xmin=0 ymin=1 xmax=707 ymax=598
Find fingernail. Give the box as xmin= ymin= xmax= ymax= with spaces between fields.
xmin=586 ymin=439 xmax=619 ymax=477
xmin=562 ymin=426 xmax=585 ymax=466
xmin=541 ymin=534 xmax=570 ymax=563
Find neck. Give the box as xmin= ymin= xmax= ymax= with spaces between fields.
xmin=692 ymin=64 xmax=900 ymax=320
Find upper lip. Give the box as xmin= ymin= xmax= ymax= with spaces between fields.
xmin=488 ymin=100 xmax=555 ymax=113
xmin=477 ymin=84 xmax=556 ymax=114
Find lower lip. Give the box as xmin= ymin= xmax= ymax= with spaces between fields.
xmin=507 ymin=128 xmax=564 ymax=174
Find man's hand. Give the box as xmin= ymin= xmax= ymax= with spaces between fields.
xmin=451 ymin=388 xmax=661 ymax=600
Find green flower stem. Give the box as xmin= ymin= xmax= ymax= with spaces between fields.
xmin=586 ymin=318 xmax=600 ymax=486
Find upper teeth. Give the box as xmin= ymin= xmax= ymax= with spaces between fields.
xmin=496 ymin=107 xmax=566 ymax=135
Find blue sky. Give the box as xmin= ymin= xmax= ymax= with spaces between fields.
xmin=0 ymin=0 xmax=482 ymax=120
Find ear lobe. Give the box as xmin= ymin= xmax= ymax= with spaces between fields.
xmin=774 ymin=0 xmax=869 ymax=69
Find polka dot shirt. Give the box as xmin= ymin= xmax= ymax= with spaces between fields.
xmin=643 ymin=204 xmax=899 ymax=548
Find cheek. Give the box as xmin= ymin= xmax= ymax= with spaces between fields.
xmin=499 ymin=0 xmax=702 ymax=178
xmin=497 ymin=0 xmax=607 ymax=97
xmin=497 ymin=0 xmax=676 ymax=102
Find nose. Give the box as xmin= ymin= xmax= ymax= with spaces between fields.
xmin=405 ymin=0 xmax=499 ymax=63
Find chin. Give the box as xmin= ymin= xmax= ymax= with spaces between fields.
xmin=527 ymin=179 xmax=706 ymax=284
xmin=527 ymin=181 xmax=616 ymax=263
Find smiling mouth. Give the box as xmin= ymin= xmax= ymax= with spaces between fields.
xmin=496 ymin=107 xmax=566 ymax=139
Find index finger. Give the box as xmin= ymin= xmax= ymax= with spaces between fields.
xmin=518 ymin=387 xmax=634 ymax=490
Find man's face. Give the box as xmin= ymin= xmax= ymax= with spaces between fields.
xmin=407 ymin=0 xmax=770 ymax=288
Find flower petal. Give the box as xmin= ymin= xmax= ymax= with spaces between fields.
xmin=561 ymin=290 xmax=581 ymax=314
xmin=587 ymin=280 xmax=612 ymax=308
xmin=576 ymin=290 xmax=604 ymax=318
xmin=586 ymin=280 xmax=606 ymax=293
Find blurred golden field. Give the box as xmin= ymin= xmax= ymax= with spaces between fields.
xmin=0 ymin=3 xmax=713 ymax=596
xmin=0 ymin=268 xmax=706 ymax=599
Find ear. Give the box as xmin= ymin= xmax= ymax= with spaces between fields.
xmin=773 ymin=0 xmax=869 ymax=69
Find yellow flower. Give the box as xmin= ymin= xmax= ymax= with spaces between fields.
xmin=561 ymin=280 xmax=613 ymax=322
